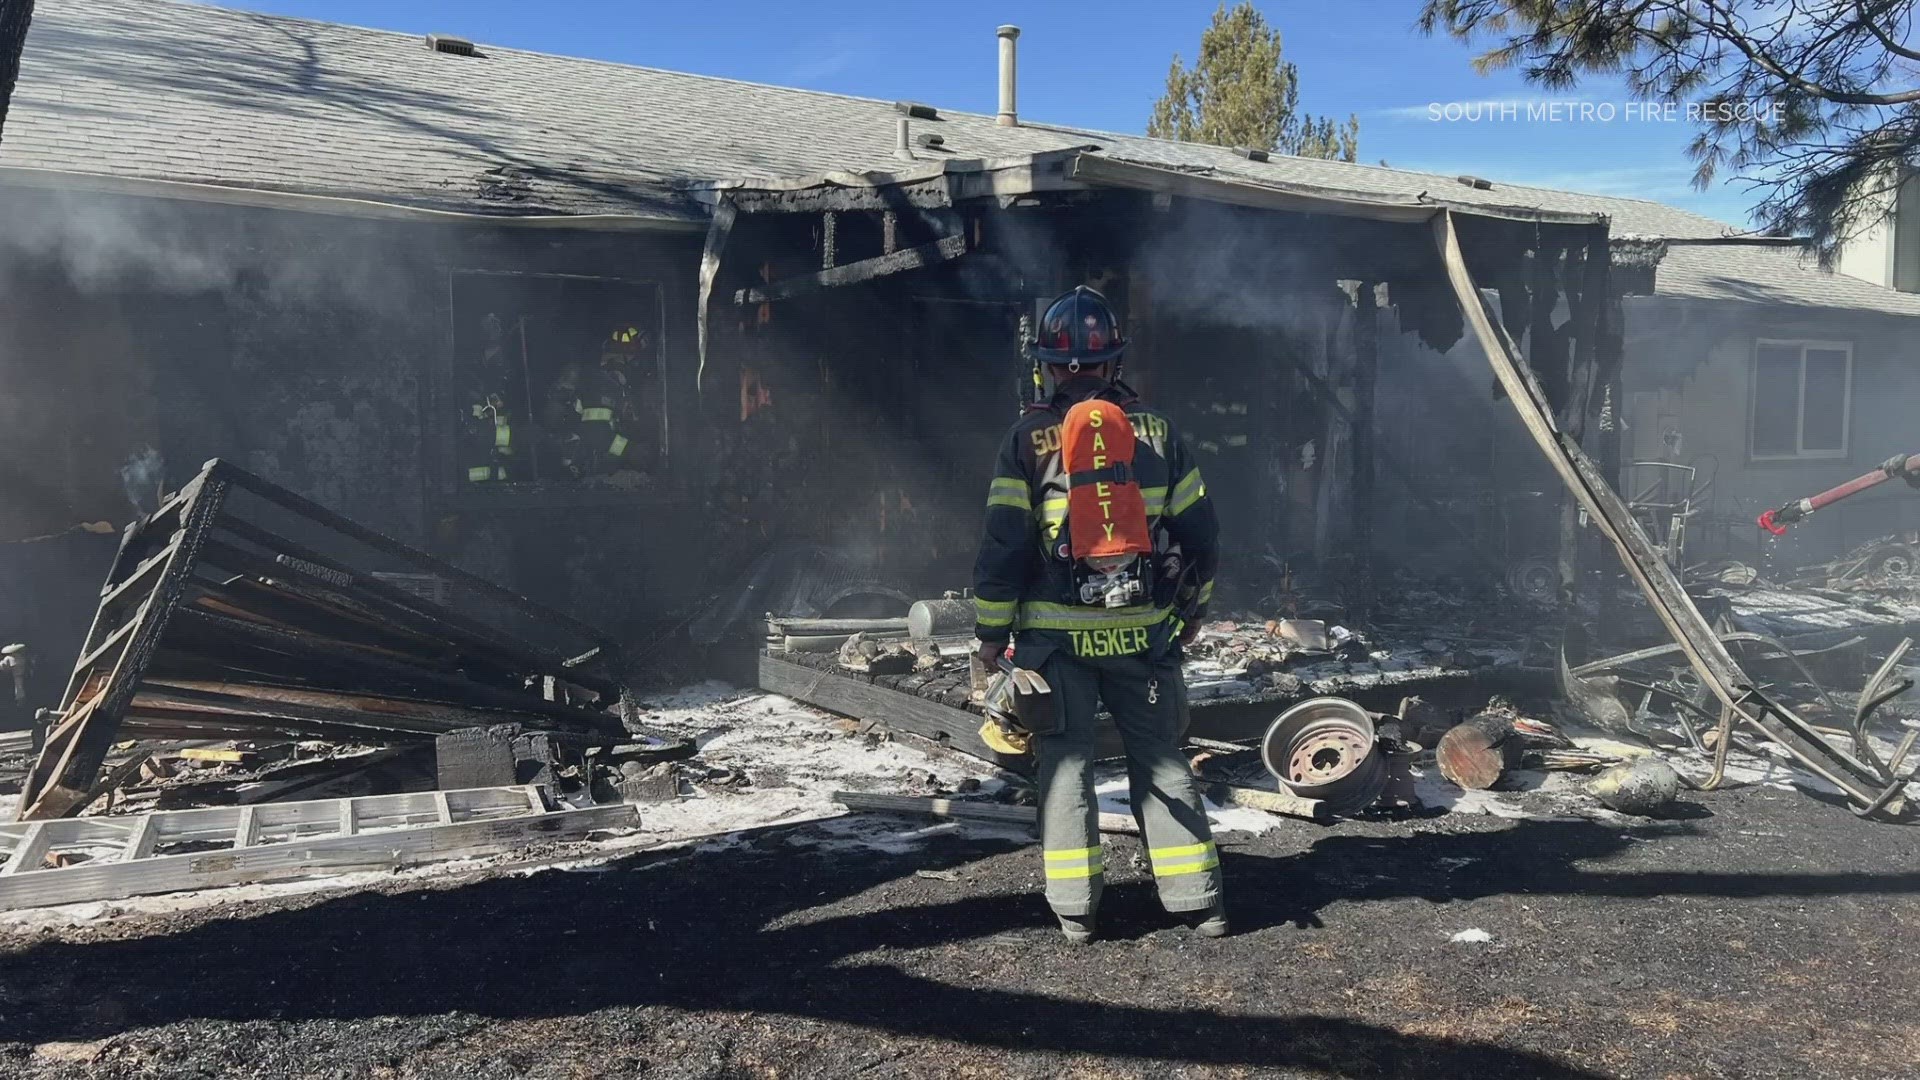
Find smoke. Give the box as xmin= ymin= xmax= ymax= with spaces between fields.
xmin=0 ymin=189 xmax=234 ymax=293
xmin=118 ymin=445 xmax=164 ymax=517
xmin=0 ymin=186 xmax=419 ymax=316
xmin=1133 ymin=199 xmax=1323 ymax=332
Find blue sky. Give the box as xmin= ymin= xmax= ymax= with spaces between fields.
xmin=205 ymin=0 xmax=1757 ymax=227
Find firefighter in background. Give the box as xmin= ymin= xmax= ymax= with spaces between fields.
xmin=460 ymin=313 xmax=518 ymax=483
xmin=551 ymin=323 xmax=654 ymax=478
xmin=972 ymin=286 xmax=1226 ymax=943
xmin=1185 ymin=376 xmax=1251 ymax=459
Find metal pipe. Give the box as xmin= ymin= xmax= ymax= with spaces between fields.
xmin=996 ymin=25 xmax=1020 ymax=127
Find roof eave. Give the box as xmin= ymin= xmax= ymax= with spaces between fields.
xmin=1068 ymin=153 xmax=1612 ymax=228
xmin=0 ymin=166 xmax=709 ymax=231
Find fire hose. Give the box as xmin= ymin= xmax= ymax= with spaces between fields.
xmin=1758 ymin=453 xmax=1920 ymax=535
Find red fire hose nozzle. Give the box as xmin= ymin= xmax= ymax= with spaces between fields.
xmin=1758 ymin=508 xmax=1790 ymax=537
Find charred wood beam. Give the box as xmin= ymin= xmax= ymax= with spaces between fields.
xmin=209 ymin=461 xmax=617 ymax=670
xmin=131 ymin=684 xmax=463 ymax=741
xmin=734 ymin=232 xmax=968 ymax=305
xmin=1350 ymin=281 xmax=1379 ymax=601
xmin=209 ymin=515 xmax=615 ymax=698
xmin=724 ymin=177 xmax=955 ymax=215
xmin=758 ymin=654 xmax=1043 ymax=771
xmin=165 ymin=608 xmax=616 ymax=731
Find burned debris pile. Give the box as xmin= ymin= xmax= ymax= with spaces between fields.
xmin=18 ymin=458 xmax=635 ymax=822
xmin=0 ymin=461 xmax=662 ymax=909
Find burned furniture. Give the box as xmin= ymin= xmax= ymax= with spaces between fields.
xmin=17 ymin=459 xmax=629 ymax=821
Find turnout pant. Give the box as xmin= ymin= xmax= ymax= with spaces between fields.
xmin=1033 ymin=649 xmax=1222 ymax=917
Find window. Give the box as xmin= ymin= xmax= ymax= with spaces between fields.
xmin=448 ymin=272 xmax=664 ymax=484
xmin=1750 ymin=340 xmax=1851 ymax=460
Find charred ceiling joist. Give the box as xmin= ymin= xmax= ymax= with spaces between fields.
xmin=734 ymin=231 xmax=969 ymax=305
xmin=17 ymin=460 xmax=630 ymax=821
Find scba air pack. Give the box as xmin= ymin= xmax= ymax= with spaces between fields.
xmin=1058 ymin=398 xmax=1154 ymax=607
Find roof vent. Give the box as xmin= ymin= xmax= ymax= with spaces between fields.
xmin=915 ymin=132 xmax=947 ymax=150
xmin=894 ymin=101 xmax=940 ymax=120
xmin=1456 ymin=174 xmax=1494 ymax=190
xmin=427 ymin=34 xmax=478 ymax=57
xmin=1233 ymin=146 xmax=1270 ymax=162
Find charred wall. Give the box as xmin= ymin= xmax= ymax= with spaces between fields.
xmin=0 ymin=183 xmax=707 ymax=691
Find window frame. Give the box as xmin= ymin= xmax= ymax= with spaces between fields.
xmin=1748 ymin=338 xmax=1853 ymax=462
xmin=443 ymin=268 xmax=670 ymax=490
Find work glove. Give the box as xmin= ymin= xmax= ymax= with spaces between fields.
xmin=976 ymin=638 xmax=1008 ymax=668
xmin=1178 ymin=620 xmax=1203 ymax=647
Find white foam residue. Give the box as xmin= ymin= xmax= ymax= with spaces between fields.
xmin=0 ymin=683 xmax=1007 ymax=932
xmin=1450 ymin=928 xmax=1492 ymax=943
xmin=1094 ymin=769 xmax=1282 ymax=835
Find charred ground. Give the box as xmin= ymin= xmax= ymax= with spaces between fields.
xmin=1 ymin=778 xmax=1916 ymax=1080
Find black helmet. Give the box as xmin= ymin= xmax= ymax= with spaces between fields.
xmin=1033 ymin=286 xmax=1126 ymax=367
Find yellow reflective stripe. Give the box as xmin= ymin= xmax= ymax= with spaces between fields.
xmin=1224 ymin=434 xmax=1249 ymax=447
xmin=609 ymin=434 xmax=630 ymax=456
xmin=580 ymin=406 xmax=614 ymax=422
xmin=493 ymin=420 xmax=512 ymax=449
xmin=975 ymin=597 xmax=1016 ymax=628
xmin=989 ymin=478 xmax=1030 ymax=507
xmin=1017 ymin=602 xmax=1172 ymax=632
xmin=1046 ymin=864 xmax=1104 ymax=879
xmin=1037 ymin=497 xmax=1068 ymax=541
xmin=1198 ymin=580 xmax=1215 ymax=604
xmin=1140 ymin=485 xmax=1166 ymax=515
xmin=466 ymin=465 xmax=497 ymax=482
xmin=1169 ymin=468 xmax=1207 ymax=515
xmin=1150 ymin=840 xmax=1218 ymax=877
xmin=1154 ymin=858 xmax=1220 ymax=877
xmin=1043 ymin=846 xmax=1104 ymax=880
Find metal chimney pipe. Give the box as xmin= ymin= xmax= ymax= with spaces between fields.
xmin=895 ymin=117 xmax=915 ymax=160
xmin=996 ymin=25 xmax=1020 ymax=127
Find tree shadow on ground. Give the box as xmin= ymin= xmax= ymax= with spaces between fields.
xmin=4 ymin=814 xmax=1918 ymax=1075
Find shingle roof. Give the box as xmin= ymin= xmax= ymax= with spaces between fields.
xmin=1653 ymin=242 xmax=1920 ymax=316
xmin=4 ymin=0 xmax=1918 ymax=316
xmin=0 ymin=0 xmax=1732 ymax=229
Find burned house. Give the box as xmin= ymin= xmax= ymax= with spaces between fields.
xmin=1 ymin=0 xmax=1917 ymax=715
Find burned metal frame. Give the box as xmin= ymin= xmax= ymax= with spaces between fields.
xmin=18 ymin=458 xmax=628 ymax=821
xmin=1436 ymin=209 xmax=1903 ymax=818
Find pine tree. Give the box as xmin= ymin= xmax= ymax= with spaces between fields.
xmin=1147 ymin=2 xmax=1358 ymax=162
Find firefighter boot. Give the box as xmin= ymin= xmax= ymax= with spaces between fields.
xmin=1184 ymin=900 xmax=1230 ymax=938
xmin=1057 ymin=913 xmax=1096 ymax=945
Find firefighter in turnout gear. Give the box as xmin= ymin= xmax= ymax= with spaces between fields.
xmin=972 ymin=285 xmax=1226 ymax=943
xmin=461 ymin=313 xmax=518 ymax=483
xmin=553 ymin=324 xmax=652 ymax=478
